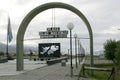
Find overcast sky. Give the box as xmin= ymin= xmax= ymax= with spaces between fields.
xmin=0 ymin=0 xmax=120 ymax=54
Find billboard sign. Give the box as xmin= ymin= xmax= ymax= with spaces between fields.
xmin=38 ymin=43 xmax=61 ymax=58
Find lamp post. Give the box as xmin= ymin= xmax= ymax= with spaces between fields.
xmin=68 ymin=49 xmax=69 ymax=59
xmin=74 ymin=34 xmax=78 ymax=68
xmin=77 ymin=38 xmax=80 ymax=64
xmin=67 ymin=23 xmax=74 ymax=77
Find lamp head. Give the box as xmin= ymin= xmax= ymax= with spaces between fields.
xmin=67 ymin=23 xmax=74 ymax=30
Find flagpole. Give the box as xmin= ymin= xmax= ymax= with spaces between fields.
xmin=6 ymin=14 xmax=13 ymax=60
xmin=6 ymin=28 xmax=9 ymax=57
xmin=6 ymin=15 xmax=9 ymax=59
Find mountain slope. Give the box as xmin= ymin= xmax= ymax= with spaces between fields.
xmin=0 ymin=42 xmax=37 ymax=54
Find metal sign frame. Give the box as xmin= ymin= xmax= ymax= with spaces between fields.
xmin=39 ymin=27 xmax=68 ymax=38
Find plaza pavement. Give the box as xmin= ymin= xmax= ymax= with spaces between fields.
xmin=0 ymin=59 xmax=88 ymax=80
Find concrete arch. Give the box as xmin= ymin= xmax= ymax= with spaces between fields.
xmin=16 ymin=2 xmax=93 ymax=71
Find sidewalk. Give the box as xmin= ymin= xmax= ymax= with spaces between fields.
xmin=0 ymin=59 xmax=88 ymax=80
xmin=0 ymin=59 xmax=46 ymax=76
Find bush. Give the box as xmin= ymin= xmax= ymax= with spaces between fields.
xmin=115 ymin=40 xmax=120 ymax=69
xmin=104 ymin=39 xmax=117 ymax=61
xmin=0 ymin=52 xmax=4 ymax=56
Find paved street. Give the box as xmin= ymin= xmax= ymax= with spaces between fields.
xmin=0 ymin=59 xmax=88 ymax=80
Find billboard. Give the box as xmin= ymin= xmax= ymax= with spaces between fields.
xmin=38 ymin=43 xmax=61 ymax=58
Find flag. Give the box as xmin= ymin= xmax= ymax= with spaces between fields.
xmin=7 ymin=16 xmax=13 ymax=43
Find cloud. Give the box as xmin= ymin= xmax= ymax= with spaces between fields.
xmin=100 ymin=25 xmax=120 ymax=35
xmin=0 ymin=0 xmax=120 ymax=53
xmin=15 ymin=0 xmax=31 ymax=5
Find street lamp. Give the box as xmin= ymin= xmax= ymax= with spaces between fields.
xmin=74 ymin=33 xmax=78 ymax=68
xmin=68 ymin=49 xmax=69 ymax=59
xmin=77 ymin=37 xmax=80 ymax=64
xmin=67 ymin=22 xmax=74 ymax=77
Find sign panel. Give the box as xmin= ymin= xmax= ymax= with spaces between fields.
xmin=39 ymin=27 xmax=68 ymax=38
xmin=38 ymin=43 xmax=61 ymax=58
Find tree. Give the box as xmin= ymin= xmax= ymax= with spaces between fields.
xmin=104 ymin=39 xmax=117 ymax=61
xmin=0 ymin=52 xmax=4 ymax=56
xmin=115 ymin=40 xmax=120 ymax=69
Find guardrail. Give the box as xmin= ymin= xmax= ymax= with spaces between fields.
xmin=0 ymin=58 xmax=8 ymax=63
xmin=47 ymin=57 xmax=68 ymax=65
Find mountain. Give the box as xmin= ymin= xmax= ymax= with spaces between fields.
xmin=94 ymin=50 xmax=104 ymax=55
xmin=0 ymin=42 xmax=6 ymax=53
xmin=0 ymin=42 xmax=37 ymax=54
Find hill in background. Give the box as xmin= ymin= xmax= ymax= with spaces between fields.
xmin=0 ymin=42 xmax=37 ymax=54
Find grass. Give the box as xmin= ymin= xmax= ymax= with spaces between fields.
xmin=85 ymin=70 xmax=111 ymax=80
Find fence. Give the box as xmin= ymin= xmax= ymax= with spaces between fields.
xmin=82 ymin=65 xmax=115 ymax=80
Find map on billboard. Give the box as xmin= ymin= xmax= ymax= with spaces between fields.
xmin=39 ymin=27 xmax=68 ymax=38
xmin=38 ymin=43 xmax=61 ymax=58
